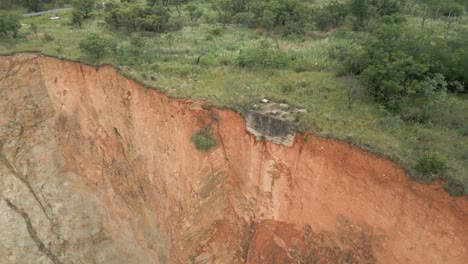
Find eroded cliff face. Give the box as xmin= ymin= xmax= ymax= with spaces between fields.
xmin=0 ymin=53 xmax=466 ymax=264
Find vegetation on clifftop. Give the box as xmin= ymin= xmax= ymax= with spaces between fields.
xmin=0 ymin=0 xmax=467 ymax=195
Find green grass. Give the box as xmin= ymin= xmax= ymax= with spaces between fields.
xmin=1 ymin=8 xmax=467 ymax=195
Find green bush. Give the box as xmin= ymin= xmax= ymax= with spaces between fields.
xmin=190 ymin=127 xmax=218 ymax=152
xmin=44 ymin=33 xmax=54 ymax=42
xmin=104 ymin=3 xmax=183 ymax=34
xmin=237 ymin=43 xmax=293 ymax=69
xmin=210 ymin=27 xmax=223 ymax=36
xmin=79 ymin=33 xmax=110 ymax=60
xmin=246 ymin=0 xmax=312 ymax=35
xmin=73 ymin=0 xmax=95 ymax=18
xmin=0 ymin=11 xmax=21 ymax=38
xmin=400 ymin=105 xmax=426 ymax=124
xmin=313 ymin=1 xmax=349 ymax=31
xmin=416 ymin=151 xmax=448 ymax=177
xmin=444 ymin=179 xmax=465 ymax=197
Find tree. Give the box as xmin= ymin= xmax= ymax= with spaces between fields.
xmin=247 ymin=0 xmax=312 ymax=35
xmin=138 ymin=6 xmax=172 ymax=32
xmin=147 ymin=0 xmax=159 ymax=7
xmin=72 ymin=0 xmax=95 ymax=18
xmin=25 ymin=0 xmax=43 ymax=12
xmin=208 ymin=0 xmax=233 ymax=24
xmin=185 ymin=3 xmax=204 ymax=24
xmin=0 ymin=0 xmax=15 ymax=9
xmin=79 ymin=33 xmax=109 ymax=60
xmin=0 ymin=12 xmax=21 ymax=38
xmin=105 ymin=4 xmax=173 ymax=33
xmin=369 ymin=0 xmax=406 ymax=16
xmin=350 ymin=0 xmax=370 ymax=29
xmin=358 ymin=17 xmax=432 ymax=109
xmin=207 ymin=0 xmax=251 ymax=24
xmin=362 ymin=53 xmax=429 ymax=110
xmin=427 ymin=29 xmax=468 ymax=92
xmin=231 ymin=0 xmax=250 ymax=14
xmin=341 ymin=74 xmax=364 ymax=110
xmin=336 ymin=11 xmax=467 ymax=111
xmin=313 ymin=1 xmax=349 ymax=31
xmin=350 ymin=0 xmax=407 ymax=30
xmin=72 ymin=10 xmax=84 ymax=29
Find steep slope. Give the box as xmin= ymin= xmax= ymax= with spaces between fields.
xmin=0 ymin=53 xmax=466 ymax=264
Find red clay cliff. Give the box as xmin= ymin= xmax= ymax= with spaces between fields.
xmin=0 ymin=53 xmax=466 ymax=264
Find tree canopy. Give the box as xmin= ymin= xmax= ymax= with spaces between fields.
xmin=0 ymin=11 xmax=21 ymax=38
xmin=72 ymin=0 xmax=95 ymax=18
xmin=79 ymin=33 xmax=110 ymax=60
xmin=104 ymin=3 xmax=175 ymax=33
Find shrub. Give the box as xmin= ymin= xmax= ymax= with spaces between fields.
xmin=400 ymin=105 xmax=426 ymax=123
xmin=444 ymin=179 xmax=465 ymax=197
xmin=462 ymin=151 xmax=468 ymax=160
xmin=150 ymin=63 xmax=160 ymax=71
xmin=185 ymin=2 xmax=204 ymax=24
xmin=0 ymin=11 xmax=21 ymax=38
xmin=416 ymin=151 xmax=448 ymax=177
xmin=246 ymin=0 xmax=312 ymax=35
xmin=210 ymin=27 xmax=223 ymax=36
xmin=104 ymin=4 xmax=174 ymax=33
xmin=79 ymin=34 xmax=110 ymax=60
xmin=190 ymin=127 xmax=218 ymax=151
xmin=44 ymin=33 xmax=54 ymax=42
xmin=72 ymin=0 xmax=95 ymax=18
xmin=237 ymin=43 xmax=293 ymax=69
xmin=313 ymin=1 xmax=349 ymax=31
xmin=72 ymin=10 xmax=84 ymax=29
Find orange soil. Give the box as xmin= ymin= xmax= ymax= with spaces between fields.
xmin=0 ymin=53 xmax=466 ymax=263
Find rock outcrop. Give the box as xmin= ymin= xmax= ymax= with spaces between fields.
xmin=0 ymin=53 xmax=466 ymax=264
xmin=246 ymin=111 xmax=296 ymax=146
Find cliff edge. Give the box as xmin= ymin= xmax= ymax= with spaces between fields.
xmin=0 ymin=53 xmax=466 ymax=264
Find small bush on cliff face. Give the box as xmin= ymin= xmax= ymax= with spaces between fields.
xmin=191 ymin=127 xmax=218 ymax=152
xmin=416 ymin=151 xmax=447 ymax=180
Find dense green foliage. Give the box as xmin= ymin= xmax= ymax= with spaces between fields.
xmin=0 ymin=11 xmax=21 ymax=38
xmin=71 ymin=9 xmax=84 ymax=28
xmin=191 ymin=127 xmax=218 ymax=151
xmin=79 ymin=33 xmax=110 ymax=60
xmin=416 ymin=151 xmax=447 ymax=177
xmin=72 ymin=0 xmax=94 ymax=18
xmin=313 ymin=1 xmax=349 ymax=31
xmin=0 ymin=0 xmax=467 ymax=195
xmin=185 ymin=2 xmax=204 ymax=23
xmin=335 ymin=15 xmax=467 ymax=110
xmin=237 ymin=41 xmax=293 ymax=69
xmin=2 ymin=0 xmax=73 ymax=12
xmin=104 ymin=2 xmax=177 ymax=33
xmin=244 ymin=0 xmax=312 ymax=35
xmin=25 ymin=0 xmax=43 ymax=12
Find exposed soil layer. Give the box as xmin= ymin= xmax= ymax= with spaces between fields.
xmin=0 ymin=53 xmax=466 ymax=264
